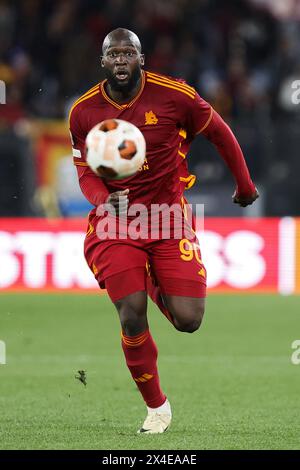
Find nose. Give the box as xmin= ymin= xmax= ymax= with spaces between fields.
xmin=115 ymin=53 xmax=127 ymax=64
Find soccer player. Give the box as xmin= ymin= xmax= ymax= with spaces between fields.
xmin=69 ymin=28 xmax=258 ymax=434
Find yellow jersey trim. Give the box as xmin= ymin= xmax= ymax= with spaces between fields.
xmin=179 ymin=128 xmax=187 ymax=139
xmin=68 ymin=89 xmax=100 ymax=123
xmin=74 ymin=161 xmax=88 ymax=167
xmin=147 ymin=71 xmax=195 ymax=93
xmin=147 ymin=78 xmax=195 ymax=99
xmin=100 ymin=70 xmax=146 ymax=110
xmin=71 ymin=83 xmax=100 ymax=109
xmin=196 ymin=107 xmax=214 ymax=134
xmin=180 ymin=174 xmax=196 ymax=190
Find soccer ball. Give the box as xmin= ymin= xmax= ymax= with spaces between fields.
xmin=86 ymin=119 xmax=146 ymax=179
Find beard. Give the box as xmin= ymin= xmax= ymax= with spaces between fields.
xmin=104 ymin=65 xmax=141 ymax=93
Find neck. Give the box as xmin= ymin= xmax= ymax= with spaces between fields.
xmin=105 ymin=73 xmax=142 ymax=105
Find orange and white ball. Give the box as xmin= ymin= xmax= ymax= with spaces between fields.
xmin=86 ymin=119 xmax=146 ymax=179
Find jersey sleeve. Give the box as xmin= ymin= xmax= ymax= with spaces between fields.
xmin=76 ymin=165 xmax=109 ymax=206
xmin=202 ymin=110 xmax=255 ymax=196
xmin=69 ymin=104 xmax=109 ymax=206
xmin=174 ymin=85 xmax=255 ymax=196
xmin=175 ymin=89 xmax=213 ymax=138
xmin=69 ymin=105 xmax=89 ymax=167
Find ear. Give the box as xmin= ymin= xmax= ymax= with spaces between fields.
xmin=140 ymin=54 xmax=145 ymax=66
xmin=100 ymin=56 xmax=105 ymax=67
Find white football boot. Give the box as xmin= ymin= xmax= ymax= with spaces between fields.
xmin=138 ymin=399 xmax=172 ymax=434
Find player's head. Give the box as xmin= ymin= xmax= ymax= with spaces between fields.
xmin=101 ymin=28 xmax=144 ymax=92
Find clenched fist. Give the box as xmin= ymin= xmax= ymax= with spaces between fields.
xmin=105 ymin=189 xmax=129 ymax=216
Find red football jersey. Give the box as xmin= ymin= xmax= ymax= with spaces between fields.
xmin=69 ymin=70 xmax=212 ymax=209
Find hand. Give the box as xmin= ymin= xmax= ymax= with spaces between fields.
xmin=232 ymin=187 xmax=259 ymax=207
xmin=105 ymin=189 xmax=129 ymax=216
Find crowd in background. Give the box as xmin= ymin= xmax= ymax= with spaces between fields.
xmin=1 ymin=0 xmax=300 ymax=216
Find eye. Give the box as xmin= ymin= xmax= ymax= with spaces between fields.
xmin=126 ymin=51 xmax=134 ymax=57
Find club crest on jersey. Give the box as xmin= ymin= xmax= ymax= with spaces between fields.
xmin=145 ymin=110 xmax=158 ymax=125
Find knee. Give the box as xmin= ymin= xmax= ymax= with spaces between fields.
xmin=115 ymin=295 xmax=147 ymax=336
xmin=174 ymin=305 xmax=205 ymax=334
xmin=175 ymin=317 xmax=201 ymax=333
xmin=120 ymin=312 xmax=145 ymax=336
xmin=118 ymin=306 xmax=146 ymax=335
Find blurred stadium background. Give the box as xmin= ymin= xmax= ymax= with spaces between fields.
xmin=0 ymin=0 xmax=300 ymax=450
xmin=0 ymin=0 xmax=300 ymax=293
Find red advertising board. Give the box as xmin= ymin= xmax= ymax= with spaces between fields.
xmin=0 ymin=218 xmax=298 ymax=293
xmin=199 ymin=218 xmax=280 ymax=292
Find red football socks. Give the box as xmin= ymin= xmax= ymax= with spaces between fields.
xmin=121 ymin=329 xmax=166 ymax=408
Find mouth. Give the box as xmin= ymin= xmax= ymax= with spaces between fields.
xmin=115 ymin=70 xmax=129 ymax=81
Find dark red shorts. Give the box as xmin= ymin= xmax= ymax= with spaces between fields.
xmin=84 ymin=212 xmax=206 ymax=302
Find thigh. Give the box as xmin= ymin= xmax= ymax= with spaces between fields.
xmin=84 ymin=234 xmax=148 ymax=291
xmin=163 ymin=294 xmax=205 ymax=318
xmin=162 ymin=294 xmax=205 ymax=333
xmin=149 ymin=236 xmax=207 ymax=298
xmin=106 ymin=267 xmax=148 ymax=303
xmin=163 ymin=295 xmax=205 ymax=312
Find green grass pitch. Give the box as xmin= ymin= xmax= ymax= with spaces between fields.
xmin=0 ymin=292 xmax=299 ymax=450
